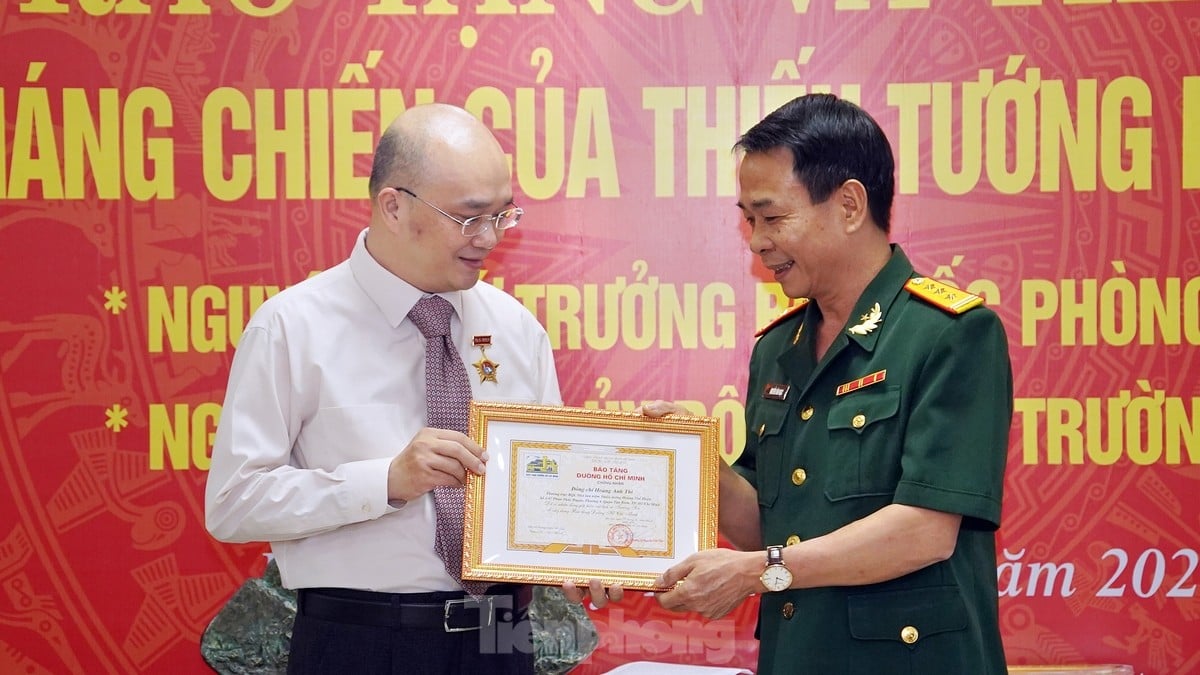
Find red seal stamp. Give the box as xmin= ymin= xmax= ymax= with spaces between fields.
xmin=607 ymin=524 xmax=633 ymax=547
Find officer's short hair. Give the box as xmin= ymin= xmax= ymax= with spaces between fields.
xmin=735 ymin=94 xmax=895 ymax=233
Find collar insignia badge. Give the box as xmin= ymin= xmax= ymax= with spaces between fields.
xmin=847 ymin=302 xmax=883 ymax=336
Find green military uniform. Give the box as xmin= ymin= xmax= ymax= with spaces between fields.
xmin=736 ymin=246 xmax=1012 ymax=674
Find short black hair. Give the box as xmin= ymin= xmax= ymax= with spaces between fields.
xmin=735 ymin=94 xmax=895 ymax=233
xmin=367 ymin=125 xmax=423 ymax=199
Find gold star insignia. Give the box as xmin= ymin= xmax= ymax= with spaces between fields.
xmin=473 ymin=351 xmax=499 ymax=383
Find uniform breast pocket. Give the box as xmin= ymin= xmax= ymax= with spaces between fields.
xmin=823 ymin=386 xmax=903 ymax=502
xmin=747 ymin=403 xmax=790 ymax=508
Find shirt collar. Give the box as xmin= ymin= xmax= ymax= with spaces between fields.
xmin=348 ymin=228 xmax=465 ymax=328
xmin=843 ymin=244 xmax=914 ymax=351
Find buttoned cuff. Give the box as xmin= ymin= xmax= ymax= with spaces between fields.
xmin=337 ymin=456 xmax=396 ymax=519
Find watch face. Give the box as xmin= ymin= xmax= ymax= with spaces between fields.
xmin=760 ymin=565 xmax=793 ymax=592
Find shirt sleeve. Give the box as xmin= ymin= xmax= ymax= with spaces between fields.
xmin=892 ymin=308 xmax=1013 ymax=529
xmin=204 ymin=324 xmax=392 ymax=544
xmin=534 ymin=328 xmax=563 ymax=406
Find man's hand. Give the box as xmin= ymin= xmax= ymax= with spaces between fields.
xmin=550 ymin=400 xmax=689 ymax=610
xmin=561 ymin=580 xmax=625 ymax=609
xmin=637 ymin=399 xmax=693 ymax=418
xmin=387 ymin=428 xmax=488 ymax=503
xmin=655 ymin=548 xmax=762 ymax=619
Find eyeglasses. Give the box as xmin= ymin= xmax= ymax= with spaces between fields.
xmin=393 ymin=187 xmax=522 ymax=237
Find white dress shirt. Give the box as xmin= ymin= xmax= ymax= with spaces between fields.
xmin=205 ymin=228 xmax=562 ymax=592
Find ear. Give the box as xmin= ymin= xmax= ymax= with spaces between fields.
xmin=376 ymin=187 xmax=406 ymax=233
xmin=838 ymin=179 xmax=870 ymax=234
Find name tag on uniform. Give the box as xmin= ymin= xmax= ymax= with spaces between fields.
xmin=762 ymin=383 xmax=790 ymax=400
xmin=835 ymin=369 xmax=887 ymax=396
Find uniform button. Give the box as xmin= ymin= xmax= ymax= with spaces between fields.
xmin=781 ymin=602 xmax=795 ymax=620
xmin=785 ymin=535 xmax=801 ymax=547
xmin=900 ymin=625 xmax=919 ymax=644
xmin=851 ymin=413 xmax=867 ymax=429
xmin=757 ymin=423 xmax=766 ymax=438
xmin=791 ymin=468 xmax=807 ymax=486
xmin=799 ymin=405 xmax=814 ymax=420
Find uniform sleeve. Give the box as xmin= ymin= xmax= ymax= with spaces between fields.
xmin=733 ymin=336 xmax=775 ymax=490
xmin=893 ymin=308 xmax=1013 ymax=529
xmin=204 ymin=324 xmax=392 ymax=544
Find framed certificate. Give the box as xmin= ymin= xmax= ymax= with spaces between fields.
xmin=463 ymin=402 xmax=720 ymax=591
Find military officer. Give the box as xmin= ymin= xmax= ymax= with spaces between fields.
xmin=649 ymin=94 xmax=1013 ymax=674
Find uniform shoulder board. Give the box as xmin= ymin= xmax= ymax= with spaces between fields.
xmin=904 ymin=277 xmax=984 ymax=314
xmin=755 ymin=298 xmax=811 ymax=337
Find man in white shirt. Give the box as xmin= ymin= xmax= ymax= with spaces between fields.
xmin=205 ymin=103 xmax=610 ymax=674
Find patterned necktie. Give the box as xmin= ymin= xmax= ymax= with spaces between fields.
xmin=407 ymin=295 xmax=490 ymax=597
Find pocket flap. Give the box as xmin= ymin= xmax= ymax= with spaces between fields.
xmin=751 ymin=402 xmax=790 ymax=441
xmin=827 ymin=386 xmax=900 ymax=434
xmin=848 ymin=586 xmax=967 ymax=643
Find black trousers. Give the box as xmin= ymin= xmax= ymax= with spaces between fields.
xmin=287 ymin=587 xmax=535 ymax=675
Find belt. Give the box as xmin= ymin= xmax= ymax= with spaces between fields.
xmin=297 ymin=586 xmax=530 ymax=633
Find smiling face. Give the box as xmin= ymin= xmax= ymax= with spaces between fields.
xmin=372 ymin=105 xmax=517 ymax=294
xmin=397 ymin=158 xmax=514 ymax=293
xmin=738 ymin=146 xmax=850 ymax=303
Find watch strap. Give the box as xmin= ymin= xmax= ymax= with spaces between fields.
xmin=766 ymin=545 xmax=784 ymax=565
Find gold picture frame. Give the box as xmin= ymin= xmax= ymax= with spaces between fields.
xmin=463 ymin=402 xmax=720 ymax=591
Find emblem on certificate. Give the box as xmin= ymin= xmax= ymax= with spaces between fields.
xmin=472 ymin=335 xmax=499 ymax=384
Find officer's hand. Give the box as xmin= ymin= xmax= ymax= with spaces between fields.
xmin=387 ymin=428 xmax=488 ymax=503
xmin=655 ymin=549 xmax=761 ymax=620
xmin=637 ymin=399 xmax=693 ymax=418
xmin=561 ymin=579 xmax=625 ymax=609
